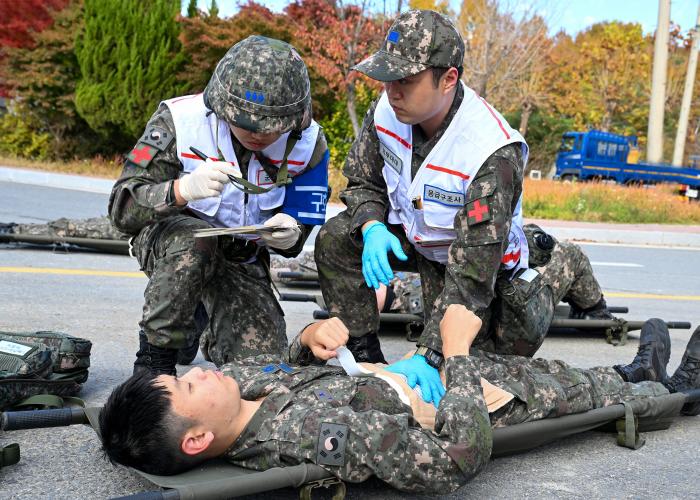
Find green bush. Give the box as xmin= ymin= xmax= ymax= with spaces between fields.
xmin=319 ymin=82 xmax=378 ymax=200
xmin=75 ymin=0 xmax=185 ymax=149
xmin=0 ymin=106 xmax=51 ymax=160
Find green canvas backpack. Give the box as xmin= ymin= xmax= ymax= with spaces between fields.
xmin=0 ymin=331 xmax=91 ymax=411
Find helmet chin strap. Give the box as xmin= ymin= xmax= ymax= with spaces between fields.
xmin=215 ymin=117 xmax=299 ymax=195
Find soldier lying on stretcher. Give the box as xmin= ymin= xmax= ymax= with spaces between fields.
xmin=99 ymin=306 xmax=700 ymax=494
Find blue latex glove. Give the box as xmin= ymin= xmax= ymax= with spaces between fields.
xmin=385 ymin=354 xmax=445 ymax=408
xmin=361 ymin=222 xmax=408 ymax=289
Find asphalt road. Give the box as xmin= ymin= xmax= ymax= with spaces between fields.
xmin=0 ymin=181 xmax=698 ymax=499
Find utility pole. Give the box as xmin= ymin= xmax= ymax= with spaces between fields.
xmin=672 ymin=4 xmax=700 ymax=166
xmin=647 ymin=0 xmax=671 ymax=163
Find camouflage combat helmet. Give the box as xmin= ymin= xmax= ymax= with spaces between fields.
xmin=204 ymin=35 xmax=312 ymax=134
xmin=352 ymin=9 xmax=464 ymax=81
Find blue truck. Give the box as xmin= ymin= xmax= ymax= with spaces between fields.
xmin=554 ymin=130 xmax=700 ymax=200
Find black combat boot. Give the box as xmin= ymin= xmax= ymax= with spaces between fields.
xmin=568 ymin=296 xmax=615 ymax=320
xmin=346 ymin=332 xmax=387 ymax=364
xmin=613 ymin=318 xmax=670 ymax=383
xmin=133 ymin=331 xmax=177 ymax=377
xmin=664 ymin=327 xmax=700 ymax=416
xmin=177 ymin=302 xmax=208 ymax=365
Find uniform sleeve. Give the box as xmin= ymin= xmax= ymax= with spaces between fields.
xmin=339 ymin=100 xmax=389 ymax=239
xmin=286 ymin=329 xmax=326 ymax=366
xmin=108 ymin=104 xmax=185 ymax=235
xmin=290 ymin=355 xmax=491 ymax=494
xmin=418 ymin=144 xmax=525 ymax=353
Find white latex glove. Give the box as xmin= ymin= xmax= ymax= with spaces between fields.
xmin=178 ymin=159 xmax=238 ymax=202
xmin=261 ymin=213 xmax=302 ymax=250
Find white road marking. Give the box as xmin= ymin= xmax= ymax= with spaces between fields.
xmin=591 ymin=262 xmax=644 ymax=268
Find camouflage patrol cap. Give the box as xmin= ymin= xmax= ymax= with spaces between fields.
xmin=352 ymin=10 xmax=464 ymax=82
xmin=203 ymin=35 xmax=312 ymax=134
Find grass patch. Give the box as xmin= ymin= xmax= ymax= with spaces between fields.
xmin=524 ymin=179 xmax=700 ymax=224
xmin=0 ymin=154 xmax=122 ymax=180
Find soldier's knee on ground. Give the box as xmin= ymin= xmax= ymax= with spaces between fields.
xmin=492 ymin=271 xmax=555 ymax=357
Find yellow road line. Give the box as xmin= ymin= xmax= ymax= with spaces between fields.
xmin=0 ymin=266 xmax=144 ymax=278
xmin=1 ymin=267 xmax=699 ymax=301
xmin=605 ymin=291 xmax=700 ymax=301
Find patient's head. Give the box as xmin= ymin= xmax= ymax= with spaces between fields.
xmin=99 ymin=367 xmax=242 ymax=475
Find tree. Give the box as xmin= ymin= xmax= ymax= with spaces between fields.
xmin=547 ymin=22 xmax=651 ymax=137
xmin=178 ymin=2 xmax=295 ymax=94
xmin=457 ymin=0 xmax=551 ymax=107
xmin=74 ymin=0 xmax=186 ymax=148
xmin=3 ymin=0 xmax=106 ymax=158
xmin=209 ymin=0 xmax=220 ymax=19
xmin=287 ymin=0 xmax=384 ymax=136
xmin=0 ymin=0 xmax=69 ymax=96
xmin=509 ymin=15 xmax=552 ymax=136
xmin=186 ymin=0 xmax=198 ymax=18
xmin=408 ymin=0 xmax=450 ymax=14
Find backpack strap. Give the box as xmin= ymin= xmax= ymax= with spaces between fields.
xmin=12 ymin=394 xmax=85 ymax=410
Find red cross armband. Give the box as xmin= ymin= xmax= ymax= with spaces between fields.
xmin=127 ymin=144 xmax=157 ymax=168
xmin=466 ymin=197 xmax=492 ymax=226
xmin=127 ymin=126 xmax=174 ymax=168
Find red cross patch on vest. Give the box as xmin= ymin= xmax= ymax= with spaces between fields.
xmin=466 ymin=197 xmax=491 ymax=226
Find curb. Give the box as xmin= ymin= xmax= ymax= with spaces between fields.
xmin=0 ymin=166 xmax=114 ymax=195
xmin=536 ymin=225 xmax=700 ymax=248
xmin=527 ymin=218 xmax=700 ymax=249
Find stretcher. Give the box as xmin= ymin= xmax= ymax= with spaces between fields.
xmin=2 ymin=389 xmax=698 ymax=500
xmin=279 ymin=292 xmax=692 ymax=345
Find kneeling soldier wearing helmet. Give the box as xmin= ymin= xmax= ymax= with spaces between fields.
xmin=109 ymin=36 xmax=330 ymax=376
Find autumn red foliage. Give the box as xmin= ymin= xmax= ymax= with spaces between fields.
xmin=0 ymin=0 xmax=69 ymax=96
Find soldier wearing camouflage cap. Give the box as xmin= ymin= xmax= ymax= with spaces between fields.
xmin=109 ymin=35 xmax=330 ymax=376
xmin=315 ymin=10 xmax=613 ymax=403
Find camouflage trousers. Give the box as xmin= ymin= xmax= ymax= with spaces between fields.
xmin=14 ymin=216 xmax=127 ymax=240
xmin=316 ymin=212 xmax=604 ymax=357
xmin=486 ymin=230 xmax=604 ymax=356
xmin=132 ymin=215 xmax=287 ymax=365
xmin=478 ymin=347 xmax=670 ymax=427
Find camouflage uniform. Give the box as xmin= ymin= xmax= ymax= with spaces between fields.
xmin=108 ymin=37 xmax=328 ymax=366
xmin=219 ymin=329 xmax=668 ymax=494
xmin=11 ymin=216 xmax=126 ymax=240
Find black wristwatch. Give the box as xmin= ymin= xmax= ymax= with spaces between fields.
xmin=416 ymin=346 xmax=444 ymax=369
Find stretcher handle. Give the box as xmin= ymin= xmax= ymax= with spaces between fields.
xmin=664 ymin=322 xmax=692 ymax=329
xmin=1 ymin=407 xmax=87 ymax=431
xmin=278 ymin=292 xmax=319 ymax=302
xmin=549 ymin=319 xmax=691 ymax=330
xmin=275 ymin=271 xmax=319 ymax=281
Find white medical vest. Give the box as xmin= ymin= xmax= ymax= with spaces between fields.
xmin=164 ymin=94 xmax=320 ymax=228
xmin=373 ymin=82 xmax=529 ymax=270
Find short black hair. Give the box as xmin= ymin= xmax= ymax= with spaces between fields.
xmin=99 ymin=374 xmax=202 ymax=475
xmin=431 ymin=66 xmax=464 ymax=87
